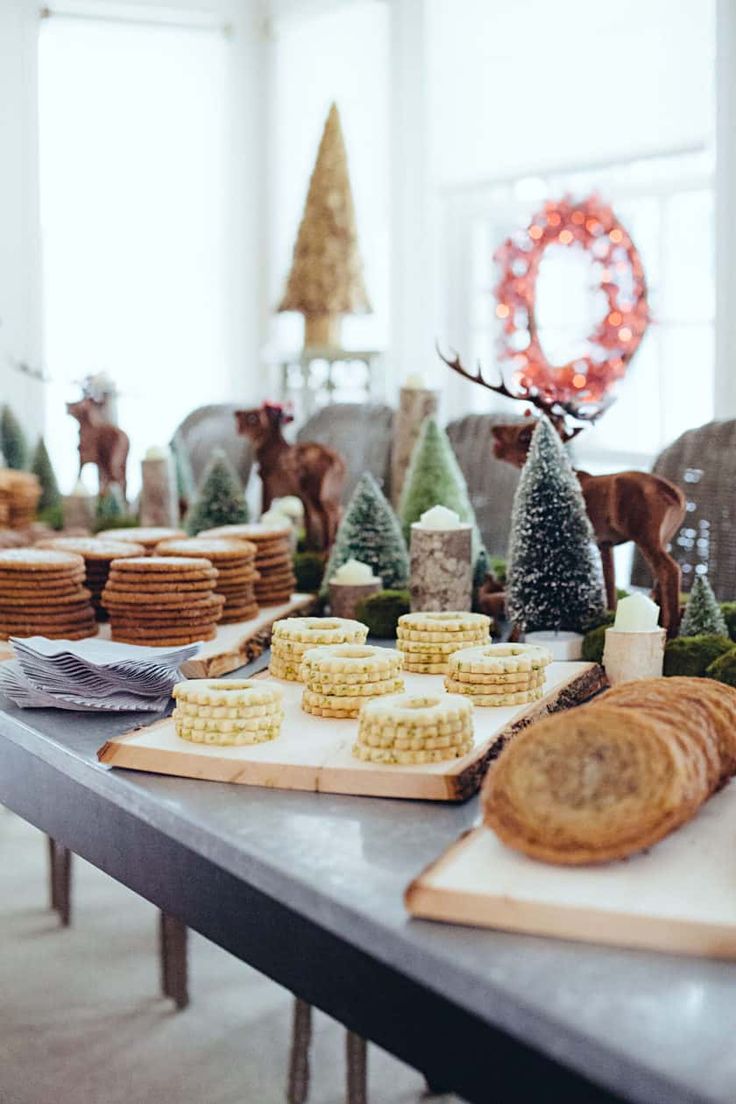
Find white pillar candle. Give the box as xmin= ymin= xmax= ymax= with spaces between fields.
xmin=613 ymin=593 xmax=660 ymax=631
xmin=417 ymin=504 xmax=461 ymax=529
xmin=331 ymin=559 xmax=379 ymax=585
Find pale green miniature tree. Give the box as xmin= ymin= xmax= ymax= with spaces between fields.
xmin=680 ymin=574 xmax=728 ymax=637
xmin=185 ymin=449 xmax=249 ymax=535
xmin=323 ymin=472 xmax=409 ymax=593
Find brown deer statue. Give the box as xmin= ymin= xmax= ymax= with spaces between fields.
xmin=66 ymin=396 xmax=130 ymax=500
xmin=235 ymin=402 xmax=345 ymax=551
xmin=441 ymin=351 xmax=686 ymax=635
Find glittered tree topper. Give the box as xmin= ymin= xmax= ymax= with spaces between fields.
xmin=278 ymin=102 xmax=371 ymax=349
xmin=494 ymin=194 xmax=650 ymax=408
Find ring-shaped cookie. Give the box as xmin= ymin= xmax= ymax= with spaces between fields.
xmin=172 ymin=678 xmax=283 ymax=708
xmin=301 ymin=643 xmax=402 ymax=676
xmin=448 ymin=643 xmax=552 ymax=674
xmin=360 ymin=692 xmax=473 ymax=727
xmin=272 ymin=616 xmax=367 ymax=645
xmin=397 ymin=611 xmax=490 ymax=634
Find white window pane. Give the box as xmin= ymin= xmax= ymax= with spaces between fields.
xmin=39 ymin=17 xmax=231 ymax=496
xmin=661 ymin=191 xmax=715 ymax=322
xmin=660 ymin=324 xmax=715 ymax=441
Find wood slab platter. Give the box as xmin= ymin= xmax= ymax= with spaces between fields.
xmin=98 ymin=661 xmax=604 ymax=802
xmin=405 ymin=784 xmax=736 ymax=959
xmin=0 ymin=595 xmax=315 ymax=677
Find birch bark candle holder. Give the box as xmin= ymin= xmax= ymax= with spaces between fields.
xmin=409 ymin=506 xmax=472 ymax=612
xmin=62 ymin=481 xmax=94 ymax=532
xmin=603 ymin=593 xmax=665 ymax=685
xmin=140 ymin=447 xmax=179 ymax=528
xmin=390 ymin=378 xmax=438 ymax=507
xmin=329 ymin=559 xmax=382 ymax=620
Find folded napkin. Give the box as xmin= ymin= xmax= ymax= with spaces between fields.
xmin=0 ymin=636 xmax=200 ymax=711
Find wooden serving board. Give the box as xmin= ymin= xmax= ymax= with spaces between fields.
xmin=405 ymin=785 xmax=736 ymax=959
xmin=0 ymin=595 xmax=315 ymax=677
xmin=98 ymin=661 xmax=604 ymax=802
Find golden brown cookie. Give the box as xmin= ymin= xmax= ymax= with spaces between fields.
xmin=0 ymin=549 xmax=85 ymax=573
xmin=482 ymin=703 xmax=706 ymax=865
xmin=108 ymin=555 xmax=214 ymax=574
xmin=199 ymin=523 xmax=290 ymax=543
xmin=35 ymin=537 xmax=146 ymax=560
xmin=96 ymin=527 xmax=186 ymax=547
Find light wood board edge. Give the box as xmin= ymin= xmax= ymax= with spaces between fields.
xmin=180 ymin=596 xmax=316 ymax=678
xmin=405 ymin=829 xmax=736 ymax=960
xmin=446 ymin=663 xmax=605 ymax=801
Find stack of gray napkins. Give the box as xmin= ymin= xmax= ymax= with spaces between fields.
xmin=0 ymin=636 xmax=199 ymax=711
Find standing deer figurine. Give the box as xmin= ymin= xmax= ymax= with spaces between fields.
xmin=66 ymin=396 xmax=129 ymax=500
xmin=441 ymin=350 xmax=686 ymax=635
xmin=235 ymin=402 xmax=345 ymax=551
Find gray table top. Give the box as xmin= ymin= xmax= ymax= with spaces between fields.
xmin=1 ymin=667 xmax=735 ymax=1104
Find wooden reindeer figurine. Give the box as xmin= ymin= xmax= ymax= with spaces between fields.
xmin=235 ymin=402 xmax=345 ymax=551
xmin=66 ymin=397 xmax=130 ymax=500
xmin=441 ymin=351 xmax=686 ymax=635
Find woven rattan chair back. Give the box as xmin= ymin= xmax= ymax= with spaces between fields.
xmin=297 ymin=402 xmax=395 ymax=503
xmin=630 ymin=418 xmax=736 ymax=600
xmin=445 ymin=412 xmax=524 ymax=559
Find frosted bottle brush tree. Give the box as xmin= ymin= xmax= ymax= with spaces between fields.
xmin=507 ymin=417 xmax=605 ymax=633
xmin=398 ymin=415 xmax=489 ymax=577
xmin=185 ymin=449 xmax=249 ymax=536
xmin=323 ymin=472 xmax=409 ymax=593
xmin=679 ymin=574 xmax=728 ymax=637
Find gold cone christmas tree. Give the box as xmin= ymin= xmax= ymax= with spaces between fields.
xmin=278 ymin=102 xmax=371 ymax=349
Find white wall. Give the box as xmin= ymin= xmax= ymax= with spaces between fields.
xmin=0 ymin=0 xmax=45 ymax=443
xmin=426 ymin=0 xmax=714 ymax=186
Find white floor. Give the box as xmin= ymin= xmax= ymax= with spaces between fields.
xmin=0 ymin=809 xmax=458 ymax=1104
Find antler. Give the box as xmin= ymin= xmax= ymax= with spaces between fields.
xmin=437 ymin=344 xmax=610 ymax=435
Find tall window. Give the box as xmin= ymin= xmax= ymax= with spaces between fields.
xmin=38 ymin=11 xmax=231 ymax=495
xmin=428 ymin=0 xmax=715 ymax=470
xmin=441 ymin=150 xmax=715 ymax=468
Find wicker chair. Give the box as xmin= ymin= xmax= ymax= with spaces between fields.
xmin=445 ymin=412 xmax=524 ymax=559
xmin=170 ymin=403 xmax=254 ymax=490
xmin=296 ymin=402 xmax=394 ymax=502
xmin=630 ymin=418 xmax=736 ymax=600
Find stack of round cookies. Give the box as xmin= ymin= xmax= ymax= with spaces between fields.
xmin=37 ymin=537 xmax=145 ymax=620
xmin=96 ymin=526 xmax=185 ymax=553
xmin=0 ymin=471 xmax=42 ymax=530
xmin=156 ymin=537 xmax=259 ymax=623
xmin=0 ymin=549 xmax=96 ymax=640
xmin=444 ymin=642 xmax=552 ymax=706
xmin=101 ymin=556 xmax=224 ymax=645
xmin=200 ymin=523 xmax=295 ymax=606
xmin=172 ymin=678 xmax=284 ymax=746
xmin=353 ymin=692 xmax=475 ymax=765
xmin=269 ymin=616 xmax=368 ymax=681
xmin=301 ymin=643 xmax=404 ymax=718
xmin=396 ymin=612 xmax=491 ymax=674
xmin=483 ymin=677 xmax=736 ymax=866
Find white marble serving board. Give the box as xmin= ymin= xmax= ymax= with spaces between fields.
xmin=406 ymin=784 xmax=736 ymax=958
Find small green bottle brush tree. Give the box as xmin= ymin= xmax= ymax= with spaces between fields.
xmin=323 ymin=472 xmax=409 ymax=593
xmin=679 ymin=574 xmax=728 ymax=638
xmin=185 ymin=449 xmax=249 ymax=536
